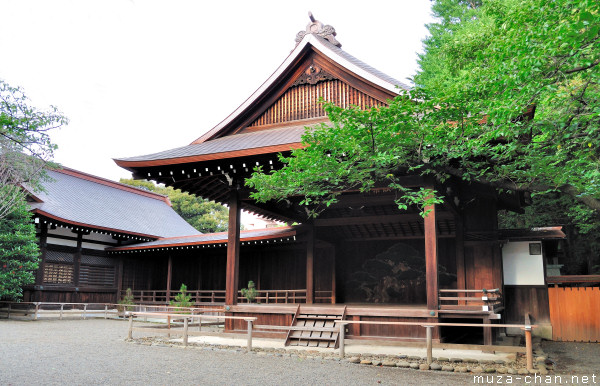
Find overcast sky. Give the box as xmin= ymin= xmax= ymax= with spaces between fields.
xmin=0 ymin=1 xmax=435 ymax=181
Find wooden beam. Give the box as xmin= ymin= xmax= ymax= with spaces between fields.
xmin=73 ymin=232 xmax=83 ymax=300
xmin=306 ymin=225 xmax=315 ymax=304
xmin=425 ymin=203 xmax=439 ymax=311
xmin=331 ymin=245 xmax=336 ymax=304
xmin=35 ymin=222 xmax=48 ymax=286
xmin=226 ymin=189 xmax=241 ymax=305
xmin=314 ymin=212 xmax=452 ymax=227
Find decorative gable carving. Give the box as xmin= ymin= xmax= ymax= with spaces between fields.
xmin=292 ymin=64 xmax=336 ymax=87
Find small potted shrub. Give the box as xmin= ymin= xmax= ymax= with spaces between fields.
xmin=117 ymin=288 xmax=134 ymax=317
xmin=170 ymin=283 xmax=193 ymax=311
xmin=241 ymin=280 xmax=258 ymax=303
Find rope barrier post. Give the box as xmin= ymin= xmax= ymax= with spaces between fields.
xmin=143 ymin=305 xmax=147 ymax=322
xmin=104 ymin=304 xmax=108 ymax=319
xmin=523 ymin=326 xmax=533 ymax=371
xmin=83 ymin=304 xmax=87 ymax=320
xmin=425 ymin=325 xmax=434 ymax=364
xmin=7 ymin=303 xmax=11 ymax=319
xmin=60 ymin=304 xmax=64 ymax=320
xmin=183 ymin=317 xmax=189 ymax=347
xmin=198 ymin=316 xmax=202 ymax=332
xmin=246 ymin=319 xmax=253 ymax=352
xmin=34 ymin=302 xmax=40 ymax=321
xmin=128 ymin=314 xmax=133 ymax=340
xmin=339 ymin=323 xmax=345 ymax=358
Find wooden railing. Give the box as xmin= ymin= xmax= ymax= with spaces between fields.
xmin=438 ymin=288 xmax=503 ymax=314
xmin=547 ymin=275 xmax=600 ymax=287
xmin=122 ymin=288 xmax=335 ymax=305
xmin=0 ymin=302 xmax=121 ymax=320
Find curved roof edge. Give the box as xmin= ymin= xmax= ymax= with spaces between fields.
xmin=192 ymin=33 xmax=410 ymax=145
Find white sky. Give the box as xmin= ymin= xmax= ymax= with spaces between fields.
xmin=0 ymin=1 xmax=434 ymax=182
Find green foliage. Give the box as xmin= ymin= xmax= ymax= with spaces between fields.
xmin=120 ymin=179 xmax=228 ymax=233
xmin=0 ymin=196 xmax=40 ymax=301
xmin=118 ymin=288 xmax=135 ymax=311
xmin=240 ymin=280 xmax=258 ymax=303
xmin=246 ymin=0 xmax=600 ymax=218
xmin=170 ymin=283 xmax=192 ymax=308
xmin=1 ymin=79 xmax=67 ymax=219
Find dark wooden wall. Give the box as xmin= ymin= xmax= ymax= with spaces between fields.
xmin=504 ymin=285 xmax=550 ymax=324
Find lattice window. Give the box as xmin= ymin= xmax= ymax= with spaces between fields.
xmin=79 ymin=265 xmax=116 ymax=287
xmin=45 ymin=250 xmax=74 ymax=263
xmin=43 ymin=263 xmax=74 ymax=284
xmin=81 ymin=254 xmax=114 ymax=267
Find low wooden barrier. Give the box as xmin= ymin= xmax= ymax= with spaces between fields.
xmin=126 ymin=311 xmax=256 ymax=351
xmin=335 ymin=318 xmax=538 ymax=370
xmin=0 ymin=302 xmax=122 ymax=320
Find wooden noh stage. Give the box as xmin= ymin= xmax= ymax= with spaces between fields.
xmin=112 ymin=16 xmax=520 ymax=344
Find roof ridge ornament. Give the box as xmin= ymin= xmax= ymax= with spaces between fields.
xmin=295 ymin=12 xmax=341 ymax=48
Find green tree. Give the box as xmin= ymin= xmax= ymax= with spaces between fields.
xmin=120 ymin=178 xmax=228 ymax=233
xmin=246 ymin=0 xmax=600 ymax=219
xmin=0 ymin=197 xmax=40 ymax=301
xmin=1 ymin=79 xmax=67 ymax=218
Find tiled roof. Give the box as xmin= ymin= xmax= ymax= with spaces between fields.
xmin=114 ymin=125 xmax=307 ymax=164
xmin=108 ymin=226 xmax=297 ymax=251
xmin=29 ymin=168 xmax=199 ymax=238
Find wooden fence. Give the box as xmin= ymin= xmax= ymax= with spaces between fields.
xmin=548 ymin=286 xmax=600 ymax=342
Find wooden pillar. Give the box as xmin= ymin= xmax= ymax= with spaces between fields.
xmin=73 ymin=232 xmax=83 ymax=302
xmin=331 ymin=246 xmax=336 ymax=304
xmin=116 ymin=258 xmax=124 ymax=302
xmin=34 ymin=222 xmax=48 ymax=302
xmin=225 ymin=188 xmax=241 ymax=305
xmin=455 ymin=216 xmax=466 ymax=304
xmin=166 ymin=255 xmax=173 ymax=302
xmin=306 ymin=225 xmax=314 ymax=304
xmin=424 ymin=203 xmax=439 ymax=311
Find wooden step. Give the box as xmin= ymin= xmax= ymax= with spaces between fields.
xmin=284 ymin=306 xmax=347 ymax=349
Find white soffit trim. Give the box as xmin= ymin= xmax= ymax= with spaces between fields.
xmin=193 ymin=34 xmax=403 ymax=144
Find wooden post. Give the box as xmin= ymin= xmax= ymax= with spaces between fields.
xmin=198 ymin=316 xmax=202 ymax=332
xmin=424 ymin=202 xmax=439 ymax=311
xmin=104 ymin=304 xmax=108 ymax=319
xmin=128 ymin=314 xmax=133 ymax=339
xmin=183 ymin=317 xmax=189 ymax=347
xmin=483 ymin=316 xmax=493 ymax=348
xmin=331 ymin=246 xmax=336 ymax=304
xmin=166 ymin=255 xmax=173 ymax=302
xmin=226 ymin=189 xmax=241 ymax=305
xmin=34 ymin=302 xmax=40 ymax=321
xmin=74 ymin=232 xmax=83 ymax=302
xmin=7 ymin=303 xmax=11 ymax=319
xmin=83 ymin=304 xmax=87 ymax=320
xmin=306 ymin=225 xmax=315 ymax=304
xmin=60 ymin=304 xmax=64 ymax=320
xmin=339 ymin=323 xmax=345 ymax=358
xmin=246 ymin=319 xmax=253 ymax=352
xmin=455 ymin=217 xmax=466 ymax=305
xmin=524 ymin=327 xmax=533 ymax=371
xmin=35 ymin=223 xmax=48 ymax=300
xmin=425 ymin=326 xmax=433 ymax=364
xmin=116 ymin=258 xmax=124 ymax=303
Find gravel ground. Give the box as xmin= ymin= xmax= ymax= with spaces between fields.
xmin=0 ymin=319 xmax=476 ymax=385
xmin=542 ymin=340 xmax=600 ymax=376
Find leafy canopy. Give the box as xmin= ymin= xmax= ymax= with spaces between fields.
xmin=0 ymin=79 xmax=67 ymax=219
xmin=246 ymin=0 xmax=600 ymax=217
xmin=120 ymin=178 xmax=228 ymax=233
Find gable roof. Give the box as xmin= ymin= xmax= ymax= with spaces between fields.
xmin=114 ymin=32 xmax=408 ymax=170
xmin=192 ymin=33 xmax=410 ymax=144
xmin=27 ymin=167 xmax=199 ymax=238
